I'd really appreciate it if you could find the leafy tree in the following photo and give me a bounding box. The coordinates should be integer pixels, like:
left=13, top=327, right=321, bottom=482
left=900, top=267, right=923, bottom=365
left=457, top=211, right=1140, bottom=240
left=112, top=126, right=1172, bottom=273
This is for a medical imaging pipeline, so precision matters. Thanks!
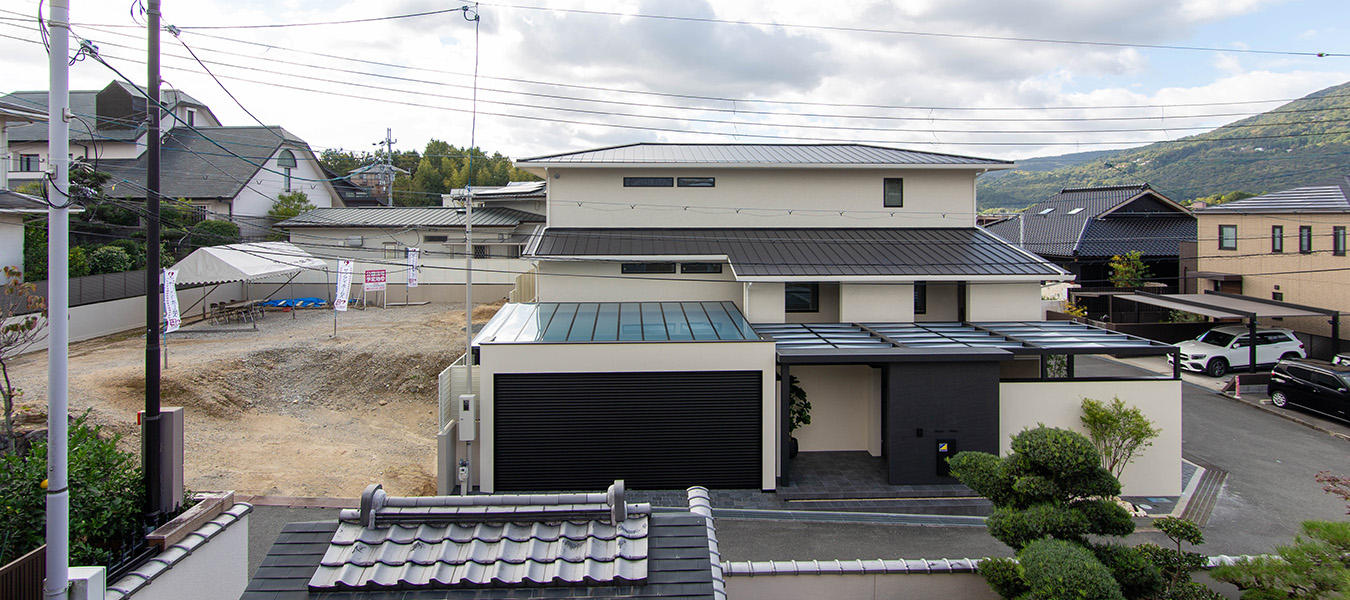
left=267, top=191, right=315, bottom=222
left=1080, top=397, right=1161, bottom=480
left=1109, top=251, right=1153, bottom=287
left=188, top=220, right=241, bottom=248
left=22, top=217, right=47, bottom=282
left=0, top=267, right=46, bottom=454
left=1135, top=517, right=1218, bottom=599
left=1211, top=520, right=1350, bottom=598
left=87, top=246, right=133, bottom=275
left=318, top=148, right=366, bottom=174
left=68, top=246, right=90, bottom=278
left=788, top=375, right=811, bottom=433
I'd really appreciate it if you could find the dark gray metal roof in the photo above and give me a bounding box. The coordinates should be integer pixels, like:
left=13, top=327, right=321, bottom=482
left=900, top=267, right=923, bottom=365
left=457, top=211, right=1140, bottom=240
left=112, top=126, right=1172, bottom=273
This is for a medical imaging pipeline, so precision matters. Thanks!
left=473, top=302, right=760, bottom=345
left=0, top=189, right=51, bottom=212
left=277, top=206, right=542, bottom=228
left=1202, top=176, right=1350, bottom=213
left=517, top=143, right=1011, bottom=167
left=531, top=228, right=1068, bottom=279
left=2, top=81, right=209, bottom=143
left=0, top=100, right=46, bottom=123
left=984, top=184, right=1194, bottom=258
left=101, top=126, right=311, bottom=201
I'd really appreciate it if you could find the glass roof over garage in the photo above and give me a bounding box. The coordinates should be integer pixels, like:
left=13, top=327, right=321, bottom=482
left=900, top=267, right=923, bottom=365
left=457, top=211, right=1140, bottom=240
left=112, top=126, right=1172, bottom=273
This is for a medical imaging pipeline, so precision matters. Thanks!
left=473, top=301, right=760, bottom=344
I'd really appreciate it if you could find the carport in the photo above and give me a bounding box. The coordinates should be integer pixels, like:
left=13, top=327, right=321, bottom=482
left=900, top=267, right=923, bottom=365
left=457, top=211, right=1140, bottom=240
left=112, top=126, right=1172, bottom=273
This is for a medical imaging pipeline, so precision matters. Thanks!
left=1116, top=290, right=1341, bottom=372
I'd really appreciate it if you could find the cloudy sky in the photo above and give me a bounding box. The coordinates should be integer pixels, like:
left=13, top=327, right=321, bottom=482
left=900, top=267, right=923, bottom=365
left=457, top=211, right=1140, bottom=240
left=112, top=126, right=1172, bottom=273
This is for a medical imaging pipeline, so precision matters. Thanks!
left=1, top=0, right=1348, bottom=161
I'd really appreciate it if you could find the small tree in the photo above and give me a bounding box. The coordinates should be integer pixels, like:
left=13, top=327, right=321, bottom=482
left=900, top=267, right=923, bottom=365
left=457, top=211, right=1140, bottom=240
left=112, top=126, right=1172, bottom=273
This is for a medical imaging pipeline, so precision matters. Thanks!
left=1081, top=396, right=1161, bottom=480
left=188, top=219, right=242, bottom=248
left=87, top=245, right=133, bottom=275
left=1211, top=520, right=1350, bottom=598
left=268, top=191, right=315, bottom=241
left=1135, top=517, right=1218, bottom=599
left=0, top=267, right=46, bottom=454
left=788, top=375, right=811, bottom=433
left=1109, top=251, right=1153, bottom=287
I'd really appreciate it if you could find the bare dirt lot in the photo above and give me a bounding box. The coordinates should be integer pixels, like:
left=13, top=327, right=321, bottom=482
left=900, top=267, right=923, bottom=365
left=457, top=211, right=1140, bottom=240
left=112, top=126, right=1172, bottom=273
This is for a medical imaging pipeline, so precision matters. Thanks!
left=7, top=301, right=501, bottom=498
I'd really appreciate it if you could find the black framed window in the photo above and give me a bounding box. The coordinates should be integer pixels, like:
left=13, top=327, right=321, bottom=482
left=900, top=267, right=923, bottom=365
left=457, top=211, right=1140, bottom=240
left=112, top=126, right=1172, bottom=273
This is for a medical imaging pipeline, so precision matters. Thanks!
left=424, top=235, right=449, bottom=243
left=621, top=262, right=676, bottom=274
left=1272, top=225, right=1283, bottom=253
left=677, top=177, right=715, bottom=188
left=680, top=262, right=723, bottom=274
left=785, top=283, right=819, bottom=313
left=914, top=283, right=927, bottom=315
left=474, top=245, right=490, bottom=259
left=1218, top=225, right=1237, bottom=250
left=1336, top=227, right=1346, bottom=256
left=1300, top=226, right=1313, bottom=254
left=18, top=154, right=39, bottom=172
left=623, top=177, right=673, bottom=188
left=883, top=178, right=904, bottom=208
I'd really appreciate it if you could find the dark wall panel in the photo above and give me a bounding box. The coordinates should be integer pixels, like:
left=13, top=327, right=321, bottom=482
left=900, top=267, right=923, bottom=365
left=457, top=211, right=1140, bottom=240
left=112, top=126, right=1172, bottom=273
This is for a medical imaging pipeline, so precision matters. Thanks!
left=884, top=362, right=1000, bottom=485
left=494, top=370, right=762, bottom=491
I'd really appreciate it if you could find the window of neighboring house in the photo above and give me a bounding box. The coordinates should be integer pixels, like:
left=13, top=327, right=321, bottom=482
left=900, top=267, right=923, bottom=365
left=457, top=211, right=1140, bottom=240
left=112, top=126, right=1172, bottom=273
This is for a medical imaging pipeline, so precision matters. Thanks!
left=18, top=154, right=40, bottom=172
left=1218, top=225, right=1238, bottom=250
left=914, top=283, right=927, bottom=315
left=1066, top=207, right=1085, bottom=215
left=680, top=262, right=723, bottom=274
left=883, top=178, right=904, bottom=208
left=474, top=245, right=490, bottom=259
left=1336, top=227, right=1348, bottom=257
left=278, top=150, right=297, bottom=192
left=1273, top=292, right=1284, bottom=301
left=677, top=177, right=715, bottom=188
left=383, top=242, right=402, bottom=259
left=1300, top=226, right=1313, bottom=254
left=283, top=168, right=293, bottom=192
left=1272, top=225, right=1284, bottom=253
left=186, top=109, right=195, bottom=126
left=785, top=283, right=820, bottom=313
left=424, top=235, right=449, bottom=243
left=623, top=177, right=673, bottom=188
left=621, top=262, right=676, bottom=274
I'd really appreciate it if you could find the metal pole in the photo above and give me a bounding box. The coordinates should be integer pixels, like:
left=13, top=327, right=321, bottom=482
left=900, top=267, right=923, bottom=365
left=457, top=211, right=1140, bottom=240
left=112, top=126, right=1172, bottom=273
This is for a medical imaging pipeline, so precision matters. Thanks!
left=143, top=0, right=164, bottom=526
left=462, top=184, right=473, bottom=496
left=45, top=2, right=70, bottom=598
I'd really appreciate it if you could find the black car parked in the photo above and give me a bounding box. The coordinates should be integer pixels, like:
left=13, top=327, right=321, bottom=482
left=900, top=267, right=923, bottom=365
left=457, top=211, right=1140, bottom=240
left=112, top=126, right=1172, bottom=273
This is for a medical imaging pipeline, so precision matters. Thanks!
left=1268, top=358, right=1350, bottom=423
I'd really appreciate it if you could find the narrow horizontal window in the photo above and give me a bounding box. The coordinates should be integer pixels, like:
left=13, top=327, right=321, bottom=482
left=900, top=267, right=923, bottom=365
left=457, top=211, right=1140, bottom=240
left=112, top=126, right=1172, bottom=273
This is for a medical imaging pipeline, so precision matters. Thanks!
left=680, top=262, right=723, bottom=274
left=621, top=262, right=676, bottom=274
left=677, top=177, right=715, bottom=188
left=623, top=177, right=673, bottom=188
left=424, top=235, right=449, bottom=243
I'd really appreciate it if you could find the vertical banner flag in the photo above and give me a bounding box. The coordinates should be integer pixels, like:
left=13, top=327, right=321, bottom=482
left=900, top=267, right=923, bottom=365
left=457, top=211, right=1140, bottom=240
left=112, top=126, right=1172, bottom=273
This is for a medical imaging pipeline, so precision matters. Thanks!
left=163, top=269, right=180, bottom=333
left=406, top=247, right=420, bottom=288
left=335, top=259, right=353, bottom=311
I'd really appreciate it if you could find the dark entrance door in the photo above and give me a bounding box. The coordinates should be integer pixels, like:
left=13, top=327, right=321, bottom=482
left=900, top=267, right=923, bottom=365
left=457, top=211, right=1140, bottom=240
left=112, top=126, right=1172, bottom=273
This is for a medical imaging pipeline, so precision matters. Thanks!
left=882, top=361, right=1000, bottom=485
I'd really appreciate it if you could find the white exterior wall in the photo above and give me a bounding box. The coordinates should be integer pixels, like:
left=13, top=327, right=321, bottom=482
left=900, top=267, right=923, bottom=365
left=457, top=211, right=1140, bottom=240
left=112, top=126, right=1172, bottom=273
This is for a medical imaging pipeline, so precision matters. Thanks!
left=999, top=380, right=1183, bottom=496
left=0, top=214, right=25, bottom=274
left=232, top=146, right=339, bottom=237
left=918, top=283, right=960, bottom=321
left=966, top=282, right=1043, bottom=321
left=840, top=283, right=914, bottom=322
left=113, top=512, right=249, bottom=600
left=726, top=571, right=999, bottom=600
left=477, top=340, right=779, bottom=492
left=543, top=168, right=978, bottom=228
left=744, top=281, right=786, bottom=323
left=535, top=260, right=742, bottom=303
left=791, top=365, right=882, bottom=456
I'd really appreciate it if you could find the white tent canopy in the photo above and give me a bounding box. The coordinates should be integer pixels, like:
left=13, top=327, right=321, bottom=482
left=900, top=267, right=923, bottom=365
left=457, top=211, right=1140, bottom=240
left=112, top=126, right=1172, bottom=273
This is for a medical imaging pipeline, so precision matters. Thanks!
left=170, top=241, right=327, bottom=286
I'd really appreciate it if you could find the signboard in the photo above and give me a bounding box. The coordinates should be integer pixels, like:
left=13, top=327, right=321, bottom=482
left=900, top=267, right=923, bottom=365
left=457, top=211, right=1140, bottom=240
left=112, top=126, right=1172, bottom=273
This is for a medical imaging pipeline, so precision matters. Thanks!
left=163, top=269, right=180, bottom=333
left=364, top=269, right=387, bottom=292
left=335, top=260, right=353, bottom=311
left=406, top=247, right=420, bottom=288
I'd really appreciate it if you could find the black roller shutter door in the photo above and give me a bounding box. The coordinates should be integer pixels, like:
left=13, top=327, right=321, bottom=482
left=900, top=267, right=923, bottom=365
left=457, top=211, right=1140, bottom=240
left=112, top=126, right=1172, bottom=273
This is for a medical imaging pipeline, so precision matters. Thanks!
left=494, top=370, right=762, bottom=490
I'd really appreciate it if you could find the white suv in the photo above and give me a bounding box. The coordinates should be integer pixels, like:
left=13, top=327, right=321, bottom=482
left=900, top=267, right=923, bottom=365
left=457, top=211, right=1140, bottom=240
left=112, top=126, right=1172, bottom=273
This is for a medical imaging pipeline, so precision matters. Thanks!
left=1171, top=325, right=1306, bottom=377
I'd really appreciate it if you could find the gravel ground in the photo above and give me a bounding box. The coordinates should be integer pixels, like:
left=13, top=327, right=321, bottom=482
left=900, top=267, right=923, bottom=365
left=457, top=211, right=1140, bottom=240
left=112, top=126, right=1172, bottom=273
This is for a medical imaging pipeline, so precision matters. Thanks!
left=7, top=301, right=501, bottom=498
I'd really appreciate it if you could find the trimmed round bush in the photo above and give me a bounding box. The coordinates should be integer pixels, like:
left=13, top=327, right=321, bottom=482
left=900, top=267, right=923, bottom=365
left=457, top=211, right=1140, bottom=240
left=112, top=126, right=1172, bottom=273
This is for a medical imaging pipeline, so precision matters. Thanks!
left=1091, top=543, right=1163, bottom=600
left=1019, top=539, right=1124, bottom=600
left=87, top=245, right=133, bottom=275
left=978, top=556, right=1029, bottom=599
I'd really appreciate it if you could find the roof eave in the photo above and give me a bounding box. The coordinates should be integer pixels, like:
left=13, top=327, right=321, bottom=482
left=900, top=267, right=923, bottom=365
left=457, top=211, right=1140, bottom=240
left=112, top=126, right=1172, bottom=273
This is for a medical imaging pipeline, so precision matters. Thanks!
left=515, top=161, right=1013, bottom=171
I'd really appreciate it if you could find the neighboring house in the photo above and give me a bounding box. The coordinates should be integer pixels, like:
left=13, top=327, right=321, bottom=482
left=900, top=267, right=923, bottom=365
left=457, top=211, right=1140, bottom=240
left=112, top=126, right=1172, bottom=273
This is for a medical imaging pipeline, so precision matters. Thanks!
left=0, top=99, right=47, bottom=190
left=444, top=180, right=547, bottom=216
left=1191, top=176, right=1350, bottom=342
left=101, top=126, right=344, bottom=239
left=1, top=81, right=221, bottom=183
left=276, top=205, right=544, bottom=300
left=984, top=184, right=1196, bottom=292
left=0, top=189, right=52, bottom=274
left=457, top=143, right=1182, bottom=497
left=347, top=162, right=407, bottom=205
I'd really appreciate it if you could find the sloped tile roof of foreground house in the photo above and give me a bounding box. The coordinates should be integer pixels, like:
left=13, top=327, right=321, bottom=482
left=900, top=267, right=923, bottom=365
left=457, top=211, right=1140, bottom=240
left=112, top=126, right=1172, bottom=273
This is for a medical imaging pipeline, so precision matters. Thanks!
left=529, top=227, right=1071, bottom=280
left=1201, top=175, right=1350, bottom=213
left=515, top=143, right=1014, bottom=168
left=244, top=482, right=721, bottom=599
left=277, top=206, right=544, bottom=228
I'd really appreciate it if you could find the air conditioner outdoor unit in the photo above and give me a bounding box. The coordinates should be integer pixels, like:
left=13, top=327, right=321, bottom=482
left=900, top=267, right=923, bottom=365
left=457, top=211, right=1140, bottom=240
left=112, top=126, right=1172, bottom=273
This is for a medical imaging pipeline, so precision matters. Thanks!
left=346, top=235, right=364, bottom=247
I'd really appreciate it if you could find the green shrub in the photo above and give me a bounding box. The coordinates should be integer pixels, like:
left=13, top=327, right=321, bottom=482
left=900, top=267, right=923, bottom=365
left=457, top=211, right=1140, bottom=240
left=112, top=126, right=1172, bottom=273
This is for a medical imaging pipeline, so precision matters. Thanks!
left=1091, top=543, right=1163, bottom=600
left=988, top=503, right=1091, bottom=549
left=106, top=239, right=145, bottom=269
left=68, top=246, right=90, bottom=278
left=87, top=246, right=133, bottom=275
left=188, top=220, right=241, bottom=248
left=1020, top=539, right=1124, bottom=600
left=978, top=557, right=1029, bottom=599
left=0, top=416, right=143, bottom=566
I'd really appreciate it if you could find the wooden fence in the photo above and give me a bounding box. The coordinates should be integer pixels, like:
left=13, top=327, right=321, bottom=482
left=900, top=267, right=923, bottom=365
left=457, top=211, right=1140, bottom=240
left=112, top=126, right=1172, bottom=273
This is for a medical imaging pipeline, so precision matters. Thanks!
left=0, top=544, right=45, bottom=600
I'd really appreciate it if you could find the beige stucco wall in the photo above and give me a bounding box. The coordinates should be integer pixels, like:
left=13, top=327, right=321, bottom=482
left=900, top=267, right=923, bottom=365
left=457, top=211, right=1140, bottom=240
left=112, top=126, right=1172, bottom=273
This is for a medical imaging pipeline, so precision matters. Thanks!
left=791, top=365, right=882, bottom=455
left=785, top=283, right=841, bottom=323
left=477, top=340, right=779, bottom=492
left=536, top=260, right=743, bottom=303
left=725, top=572, right=999, bottom=600
left=967, top=282, right=1043, bottom=321
left=542, top=168, right=978, bottom=228
left=917, top=283, right=960, bottom=321
left=744, top=281, right=786, bottom=323
left=840, top=283, right=915, bottom=322
left=999, top=380, right=1183, bottom=496
left=1196, top=212, right=1350, bottom=339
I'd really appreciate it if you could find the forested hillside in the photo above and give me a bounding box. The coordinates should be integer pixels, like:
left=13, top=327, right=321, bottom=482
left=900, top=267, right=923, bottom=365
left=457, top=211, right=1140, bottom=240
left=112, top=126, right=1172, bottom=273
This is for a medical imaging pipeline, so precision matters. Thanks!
left=319, top=140, right=540, bottom=207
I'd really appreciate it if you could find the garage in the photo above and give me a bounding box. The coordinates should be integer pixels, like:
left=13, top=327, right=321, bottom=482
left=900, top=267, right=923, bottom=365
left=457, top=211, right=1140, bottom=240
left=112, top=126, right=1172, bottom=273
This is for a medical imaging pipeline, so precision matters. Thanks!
left=493, top=370, right=762, bottom=490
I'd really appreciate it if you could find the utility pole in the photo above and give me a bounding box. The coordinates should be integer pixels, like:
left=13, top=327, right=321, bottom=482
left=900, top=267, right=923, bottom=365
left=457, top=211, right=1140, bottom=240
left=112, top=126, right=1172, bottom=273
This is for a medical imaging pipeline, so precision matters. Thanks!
left=46, top=2, right=70, bottom=598
left=143, top=0, right=164, bottom=527
left=380, top=128, right=396, bottom=206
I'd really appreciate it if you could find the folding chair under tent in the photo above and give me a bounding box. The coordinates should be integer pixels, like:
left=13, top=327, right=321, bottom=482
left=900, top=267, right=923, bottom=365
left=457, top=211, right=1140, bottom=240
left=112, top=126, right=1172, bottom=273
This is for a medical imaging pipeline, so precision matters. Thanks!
left=169, top=241, right=329, bottom=322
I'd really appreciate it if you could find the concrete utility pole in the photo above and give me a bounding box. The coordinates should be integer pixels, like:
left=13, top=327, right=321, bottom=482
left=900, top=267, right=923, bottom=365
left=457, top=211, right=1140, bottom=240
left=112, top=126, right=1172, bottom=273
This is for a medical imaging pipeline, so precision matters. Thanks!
left=380, top=128, right=396, bottom=205
left=143, top=0, right=164, bottom=526
left=46, top=2, right=70, bottom=598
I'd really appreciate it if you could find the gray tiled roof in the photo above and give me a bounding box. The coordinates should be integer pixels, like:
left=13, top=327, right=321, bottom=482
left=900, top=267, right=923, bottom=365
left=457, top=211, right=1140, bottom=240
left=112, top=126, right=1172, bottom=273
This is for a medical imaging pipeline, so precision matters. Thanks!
left=0, top=99, right=46, bottom=123
left=984, top=184, right=1193, bottom=258
left=2, top=81, right=202, bottom=143
left=107, top=503, right=254, bottom=599
left=517, top=143, right=1011, bottom=167
left=102, top=126, right=309, bottom=201
left=0, top=189, right=50, bottom=212
left=530, top=228, right=1068, bottom=279
left=278, top=206, right=543, bottom=228
left=1202, top=176, right=1350, bottom=213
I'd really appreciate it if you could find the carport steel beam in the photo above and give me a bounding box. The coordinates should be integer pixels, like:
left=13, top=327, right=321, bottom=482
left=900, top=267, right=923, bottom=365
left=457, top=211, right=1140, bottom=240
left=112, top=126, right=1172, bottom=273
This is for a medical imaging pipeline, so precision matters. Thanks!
left=1203, top=291, right=1341, bottom=356
left=1135, top=291, right=1260, bottom=373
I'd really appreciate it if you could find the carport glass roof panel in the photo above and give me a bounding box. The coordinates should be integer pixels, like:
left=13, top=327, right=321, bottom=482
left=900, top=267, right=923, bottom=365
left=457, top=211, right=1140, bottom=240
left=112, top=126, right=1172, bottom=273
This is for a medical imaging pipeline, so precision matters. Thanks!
left=752, top=320, right=1174, bottom=356
left=474, top=301, right=759, bottom=343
